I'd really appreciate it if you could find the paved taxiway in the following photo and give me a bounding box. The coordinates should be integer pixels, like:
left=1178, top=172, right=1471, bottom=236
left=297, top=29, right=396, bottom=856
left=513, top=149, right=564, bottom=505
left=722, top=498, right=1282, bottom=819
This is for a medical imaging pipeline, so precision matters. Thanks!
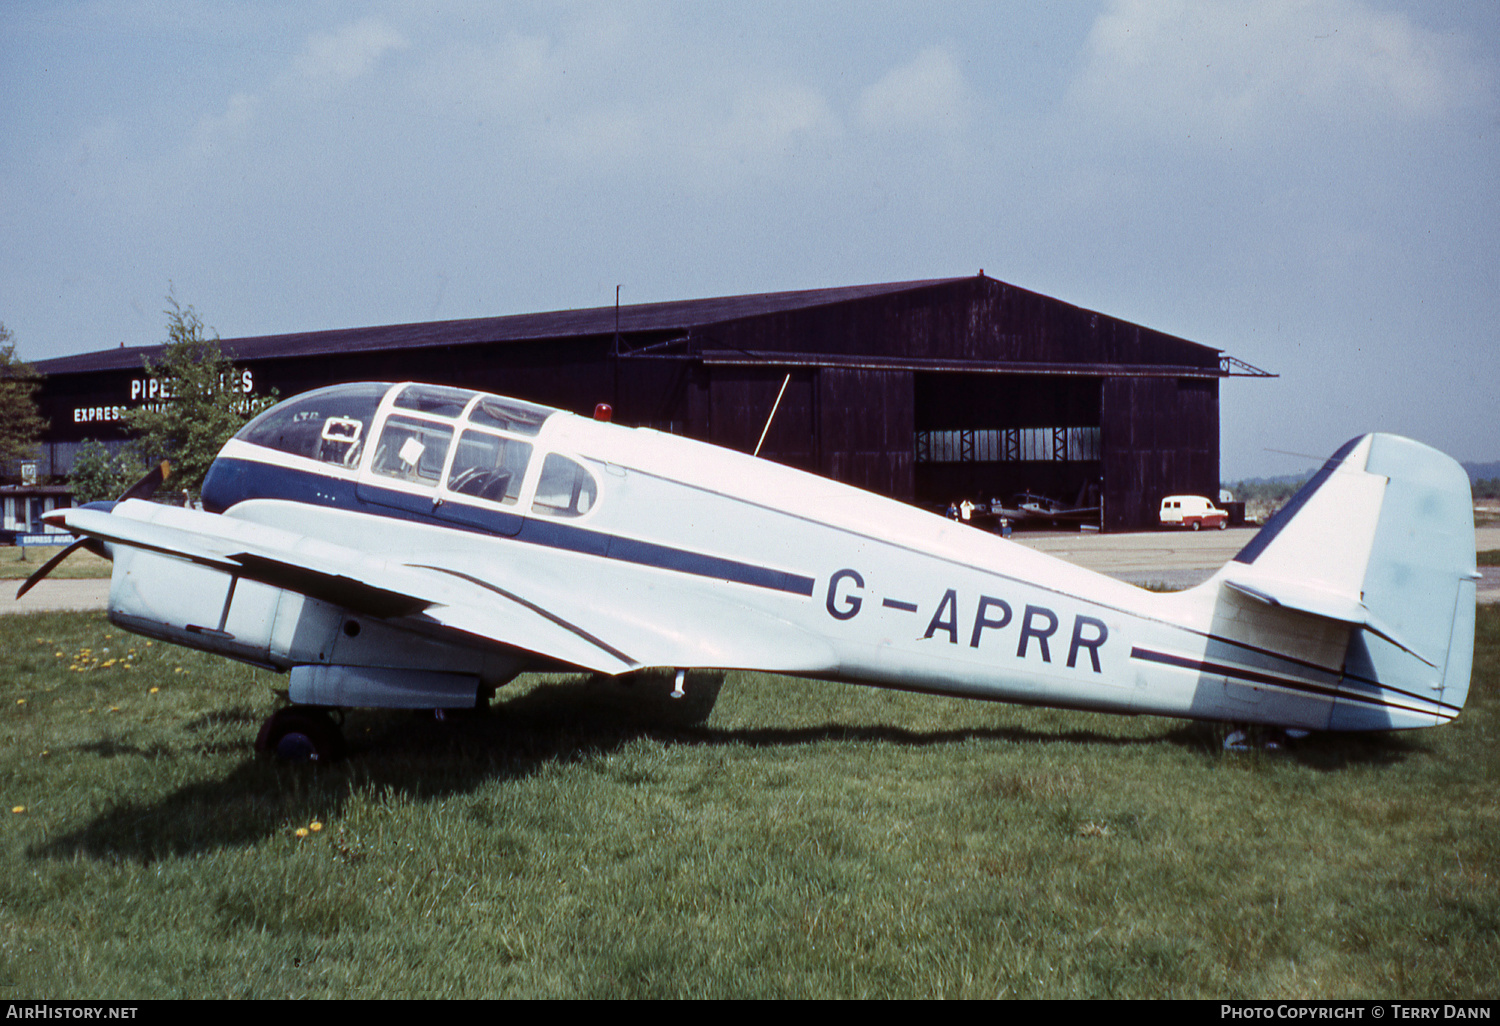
left=1013, top=525, right=1500, bottom=603
left=2, top=527, right=1496, bottom=614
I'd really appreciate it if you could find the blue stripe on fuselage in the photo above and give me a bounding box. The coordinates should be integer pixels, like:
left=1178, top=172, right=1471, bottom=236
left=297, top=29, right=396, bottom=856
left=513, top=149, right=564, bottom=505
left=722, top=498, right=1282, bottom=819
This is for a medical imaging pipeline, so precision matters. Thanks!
left=202, top=456, right=816, bottom=596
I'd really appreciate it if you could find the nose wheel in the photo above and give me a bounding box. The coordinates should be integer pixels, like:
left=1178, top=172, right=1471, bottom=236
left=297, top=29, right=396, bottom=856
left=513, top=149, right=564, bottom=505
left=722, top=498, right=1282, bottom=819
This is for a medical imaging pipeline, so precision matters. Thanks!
left=256, top=707, right=346, bottom=763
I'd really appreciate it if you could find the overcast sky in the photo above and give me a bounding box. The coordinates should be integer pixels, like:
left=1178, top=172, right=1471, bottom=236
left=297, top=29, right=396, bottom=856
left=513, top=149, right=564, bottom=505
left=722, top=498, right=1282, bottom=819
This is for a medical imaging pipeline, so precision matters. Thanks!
left=3, top=1, right=1496, bottom=478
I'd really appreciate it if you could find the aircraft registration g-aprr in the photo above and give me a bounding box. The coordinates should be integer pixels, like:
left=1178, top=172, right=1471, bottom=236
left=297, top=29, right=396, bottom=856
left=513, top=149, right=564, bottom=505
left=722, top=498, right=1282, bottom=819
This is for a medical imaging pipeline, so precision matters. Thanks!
left=24, top=382, right=1479, bottom=761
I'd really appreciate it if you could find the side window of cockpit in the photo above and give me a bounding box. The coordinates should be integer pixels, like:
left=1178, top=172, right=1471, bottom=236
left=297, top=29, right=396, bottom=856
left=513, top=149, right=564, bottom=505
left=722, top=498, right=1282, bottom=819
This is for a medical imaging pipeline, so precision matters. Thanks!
left=531, top=454, right=598, bottom=518
left=446, top=430, right=532, bottom=505
left=371, top=416, right=453, bottom=487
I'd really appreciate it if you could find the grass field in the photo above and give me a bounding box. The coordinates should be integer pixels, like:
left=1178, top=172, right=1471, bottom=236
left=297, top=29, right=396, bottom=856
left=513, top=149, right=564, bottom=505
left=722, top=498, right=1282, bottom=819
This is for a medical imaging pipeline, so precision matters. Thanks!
left=0, top=546, right=111, bottom=580
left=2, top=608, right=1497, bottom=999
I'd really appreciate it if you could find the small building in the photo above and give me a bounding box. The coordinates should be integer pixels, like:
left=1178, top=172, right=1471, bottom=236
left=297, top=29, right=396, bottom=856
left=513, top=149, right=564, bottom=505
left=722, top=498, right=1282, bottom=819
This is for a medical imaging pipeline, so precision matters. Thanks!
left=0, top=484, right=74, bottom=544
left=30, top=274, right=1271, bottom=531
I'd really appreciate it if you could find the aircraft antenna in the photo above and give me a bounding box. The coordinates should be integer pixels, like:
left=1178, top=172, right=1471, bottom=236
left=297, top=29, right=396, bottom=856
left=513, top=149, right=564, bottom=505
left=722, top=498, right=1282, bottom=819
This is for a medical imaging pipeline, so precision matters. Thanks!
left=754, top=373, right=792, bottom=457
left=613, top=285, right=621, bottom=357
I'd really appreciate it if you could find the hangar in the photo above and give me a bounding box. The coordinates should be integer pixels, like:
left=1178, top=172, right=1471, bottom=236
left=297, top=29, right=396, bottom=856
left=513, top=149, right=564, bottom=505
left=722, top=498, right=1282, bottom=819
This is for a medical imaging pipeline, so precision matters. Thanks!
left=29, top=274, right=1271, bottom=531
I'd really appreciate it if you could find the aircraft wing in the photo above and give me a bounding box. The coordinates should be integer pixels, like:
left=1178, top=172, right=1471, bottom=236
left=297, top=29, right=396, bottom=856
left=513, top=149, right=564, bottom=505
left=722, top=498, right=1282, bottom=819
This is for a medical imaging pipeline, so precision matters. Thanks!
left=47, top=500, right=837, bottom=678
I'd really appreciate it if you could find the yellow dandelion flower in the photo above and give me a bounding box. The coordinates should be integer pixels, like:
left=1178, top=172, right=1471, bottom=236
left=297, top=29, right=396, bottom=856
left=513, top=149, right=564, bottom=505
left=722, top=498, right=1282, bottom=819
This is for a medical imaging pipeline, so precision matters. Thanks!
left=16, top=698, right=25, bottom=705
left=295, top=827, right=309, bottom=838
left=310, top=821, right=323, bottom=833
left=149, top=687, right=159, bottom=694
left=11, top=806, right=24, bottom=814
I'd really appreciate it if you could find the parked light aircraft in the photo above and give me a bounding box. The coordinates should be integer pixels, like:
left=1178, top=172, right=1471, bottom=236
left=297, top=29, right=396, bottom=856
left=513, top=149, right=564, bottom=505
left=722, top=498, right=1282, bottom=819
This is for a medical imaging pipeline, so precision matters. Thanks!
left=25, top=382, right=1477, bottom=760
left=990, top=491, right=1102, bottom=528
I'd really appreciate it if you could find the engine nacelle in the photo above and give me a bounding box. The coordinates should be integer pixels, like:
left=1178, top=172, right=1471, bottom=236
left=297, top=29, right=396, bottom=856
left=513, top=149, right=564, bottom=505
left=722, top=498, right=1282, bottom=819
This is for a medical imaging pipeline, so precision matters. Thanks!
left=107, top=548, right=525, bottom=702
left=288, top=665, right=481, bottom=709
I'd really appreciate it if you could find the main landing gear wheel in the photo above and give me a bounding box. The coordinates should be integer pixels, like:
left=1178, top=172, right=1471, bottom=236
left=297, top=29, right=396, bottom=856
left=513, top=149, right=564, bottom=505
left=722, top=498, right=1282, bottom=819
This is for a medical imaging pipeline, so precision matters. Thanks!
left=256, top=707, right=347, bottom=764
left=1222, top=726, right=1311, bottom=752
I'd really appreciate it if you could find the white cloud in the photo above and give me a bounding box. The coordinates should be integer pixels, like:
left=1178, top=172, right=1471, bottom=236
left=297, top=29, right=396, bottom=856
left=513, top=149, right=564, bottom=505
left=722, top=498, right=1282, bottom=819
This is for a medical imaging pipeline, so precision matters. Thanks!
left=709, top=83, right=840, bottom=161
left=1068, top=0, right=1492, bottom=147
left=294, top=16, right=408, bottom=83
left=857, top=45, right=969, bottom=134
left=187, top=90, right=259, bottom=163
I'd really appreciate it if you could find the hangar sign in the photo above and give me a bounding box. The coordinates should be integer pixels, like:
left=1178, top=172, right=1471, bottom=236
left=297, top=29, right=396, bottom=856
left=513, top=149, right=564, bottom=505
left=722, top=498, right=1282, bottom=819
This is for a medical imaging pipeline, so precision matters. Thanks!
left=72, top=371, right=257, bottom=425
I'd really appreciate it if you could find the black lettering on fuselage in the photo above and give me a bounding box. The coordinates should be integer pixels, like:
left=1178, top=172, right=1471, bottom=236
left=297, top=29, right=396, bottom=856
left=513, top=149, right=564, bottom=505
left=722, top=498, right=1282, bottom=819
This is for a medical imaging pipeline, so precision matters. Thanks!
left=1067, top=615, right=1109, bottom=672
left=825, top=574, right=1108, bottom=672
left=968, top=596, right=1012, bottom=648
left=1017, top=605, right=1059, bottom=663
left=925, top=589, right=959, bottom=643
left=826, top=569, right=864, bottom=620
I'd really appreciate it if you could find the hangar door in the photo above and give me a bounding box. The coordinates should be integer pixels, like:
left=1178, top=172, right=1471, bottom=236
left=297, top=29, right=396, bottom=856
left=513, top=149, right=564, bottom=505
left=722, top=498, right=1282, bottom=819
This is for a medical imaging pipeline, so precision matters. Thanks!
left=913, top=374, right=1102, bottom=515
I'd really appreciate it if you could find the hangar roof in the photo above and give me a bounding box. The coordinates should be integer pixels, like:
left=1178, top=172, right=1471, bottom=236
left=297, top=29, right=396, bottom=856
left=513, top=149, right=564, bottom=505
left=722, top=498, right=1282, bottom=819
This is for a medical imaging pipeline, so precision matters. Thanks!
left=36, top=278, right=970, bottom=375
left=35, top=275, right=1253, bottom=378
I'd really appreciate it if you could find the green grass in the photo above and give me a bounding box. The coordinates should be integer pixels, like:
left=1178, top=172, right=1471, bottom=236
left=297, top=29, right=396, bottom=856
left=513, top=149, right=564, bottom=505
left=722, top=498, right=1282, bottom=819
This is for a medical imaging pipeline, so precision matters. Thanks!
left=0, top=547, right=112, bottom=580
left=2, top=609, right=1498, bottom=998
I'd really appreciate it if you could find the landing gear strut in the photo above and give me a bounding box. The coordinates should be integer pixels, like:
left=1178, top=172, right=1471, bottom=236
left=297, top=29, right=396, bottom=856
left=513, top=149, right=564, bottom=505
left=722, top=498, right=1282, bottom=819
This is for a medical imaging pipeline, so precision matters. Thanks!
left=256, top=707, right=346, bottom=763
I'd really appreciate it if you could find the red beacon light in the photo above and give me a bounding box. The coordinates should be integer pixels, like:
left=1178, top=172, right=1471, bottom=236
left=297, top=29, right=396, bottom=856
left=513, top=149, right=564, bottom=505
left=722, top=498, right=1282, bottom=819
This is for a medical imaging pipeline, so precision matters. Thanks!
left=593, top=403, right=613, bottom=422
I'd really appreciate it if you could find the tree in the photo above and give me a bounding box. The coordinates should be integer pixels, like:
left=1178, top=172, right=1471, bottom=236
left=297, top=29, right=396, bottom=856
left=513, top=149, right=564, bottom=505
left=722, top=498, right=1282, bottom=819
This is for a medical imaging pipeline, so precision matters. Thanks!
left=68, top=440, right=142, bottom=504
left=123, top=294, right=275, bottom=499
left=0, top=322, right=47, bottom=474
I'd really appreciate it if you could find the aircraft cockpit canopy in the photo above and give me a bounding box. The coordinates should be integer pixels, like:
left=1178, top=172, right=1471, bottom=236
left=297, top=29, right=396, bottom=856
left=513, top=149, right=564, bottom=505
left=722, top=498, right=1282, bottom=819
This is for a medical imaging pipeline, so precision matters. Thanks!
left=233, top=382, right=594, bottom=518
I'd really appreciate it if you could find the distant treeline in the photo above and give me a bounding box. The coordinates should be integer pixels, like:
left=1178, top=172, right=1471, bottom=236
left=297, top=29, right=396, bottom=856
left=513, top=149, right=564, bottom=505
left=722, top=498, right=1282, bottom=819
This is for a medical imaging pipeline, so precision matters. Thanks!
left=1222, top=476, right=1312, bottom=508
left=1224, top=474, right=1499, bottom=505
left=1464, top=460, right=1500, bottom=483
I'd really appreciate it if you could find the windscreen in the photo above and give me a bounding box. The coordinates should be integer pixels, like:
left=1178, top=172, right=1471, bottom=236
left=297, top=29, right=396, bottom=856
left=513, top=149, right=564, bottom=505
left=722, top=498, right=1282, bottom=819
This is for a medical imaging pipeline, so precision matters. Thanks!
left=236, top=383, right=390, bottom=468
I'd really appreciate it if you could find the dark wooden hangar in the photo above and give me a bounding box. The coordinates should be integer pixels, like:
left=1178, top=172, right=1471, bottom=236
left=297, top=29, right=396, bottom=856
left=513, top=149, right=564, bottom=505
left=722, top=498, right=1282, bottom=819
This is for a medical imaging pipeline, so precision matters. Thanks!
left=32, top=274, right=1271, bottom=531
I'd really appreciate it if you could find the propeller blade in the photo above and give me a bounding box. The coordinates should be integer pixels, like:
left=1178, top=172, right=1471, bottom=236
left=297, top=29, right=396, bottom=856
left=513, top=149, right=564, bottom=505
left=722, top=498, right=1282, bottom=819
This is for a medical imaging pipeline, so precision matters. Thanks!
left=118, top=460, right=172, bottom=502
left=16, top=462, right=169, bottom=602
left=16, top=538, right=89, bottom=600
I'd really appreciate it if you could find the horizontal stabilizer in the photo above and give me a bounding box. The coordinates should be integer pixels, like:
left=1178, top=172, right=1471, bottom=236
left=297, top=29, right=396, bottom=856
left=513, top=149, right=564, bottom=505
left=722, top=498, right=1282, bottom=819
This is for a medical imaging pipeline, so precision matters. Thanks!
left=1220, top=572, right=1430, bottom=665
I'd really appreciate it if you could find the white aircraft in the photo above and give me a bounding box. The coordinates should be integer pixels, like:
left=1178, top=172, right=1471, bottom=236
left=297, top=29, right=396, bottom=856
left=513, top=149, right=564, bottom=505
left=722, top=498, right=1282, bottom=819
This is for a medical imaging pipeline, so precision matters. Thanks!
left=25, top=382, right=1477, bottom=760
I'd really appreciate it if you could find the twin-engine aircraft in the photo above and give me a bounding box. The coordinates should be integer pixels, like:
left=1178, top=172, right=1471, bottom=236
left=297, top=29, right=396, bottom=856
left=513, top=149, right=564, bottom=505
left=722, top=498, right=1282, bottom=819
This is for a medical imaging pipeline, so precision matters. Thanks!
left=27, top=381, right=1477, bottom=760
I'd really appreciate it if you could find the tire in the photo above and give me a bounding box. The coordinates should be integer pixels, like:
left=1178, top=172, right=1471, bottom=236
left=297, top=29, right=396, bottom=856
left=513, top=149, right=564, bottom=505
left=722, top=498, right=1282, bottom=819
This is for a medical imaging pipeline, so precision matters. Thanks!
left=256, top=708, right=346, bottom=764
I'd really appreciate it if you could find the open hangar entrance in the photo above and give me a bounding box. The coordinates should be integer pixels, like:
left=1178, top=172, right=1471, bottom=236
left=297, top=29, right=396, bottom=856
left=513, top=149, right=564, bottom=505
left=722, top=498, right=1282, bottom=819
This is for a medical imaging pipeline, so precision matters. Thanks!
left=913, top=372, right=1102, bottom=523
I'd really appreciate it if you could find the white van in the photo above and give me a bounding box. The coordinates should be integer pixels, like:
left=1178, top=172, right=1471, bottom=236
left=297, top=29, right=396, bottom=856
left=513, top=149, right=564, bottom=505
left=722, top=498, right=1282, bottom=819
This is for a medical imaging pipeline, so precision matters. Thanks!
left=1159, top=495, right=1228, bottom=530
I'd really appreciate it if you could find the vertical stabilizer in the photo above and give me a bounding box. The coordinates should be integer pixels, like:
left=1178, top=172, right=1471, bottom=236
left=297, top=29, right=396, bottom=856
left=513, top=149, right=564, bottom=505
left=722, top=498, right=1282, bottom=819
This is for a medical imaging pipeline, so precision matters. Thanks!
left=1222, top=434, right=1476, bottom=728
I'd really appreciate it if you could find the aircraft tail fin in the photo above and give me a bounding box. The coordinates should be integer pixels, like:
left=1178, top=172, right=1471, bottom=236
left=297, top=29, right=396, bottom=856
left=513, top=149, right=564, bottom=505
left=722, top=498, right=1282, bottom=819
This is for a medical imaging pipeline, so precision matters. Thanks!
left=1220, top=434, right=1476, bottom=727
